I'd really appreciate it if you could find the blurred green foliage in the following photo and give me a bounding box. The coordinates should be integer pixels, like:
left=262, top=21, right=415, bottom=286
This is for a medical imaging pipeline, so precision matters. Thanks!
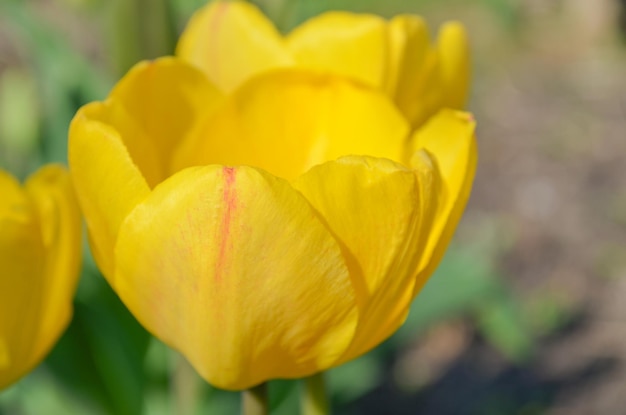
left=0, top=0, right=566, bottom=414
left=251, top=0, right=520, bottom=32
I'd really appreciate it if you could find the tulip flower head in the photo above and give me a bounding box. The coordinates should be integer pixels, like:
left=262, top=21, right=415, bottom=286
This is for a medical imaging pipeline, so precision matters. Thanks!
left=0, top=165, right=81, bottom=390
left=178, top=0, right=470, bottom=128
left=69, top=2, right=476, bottom=391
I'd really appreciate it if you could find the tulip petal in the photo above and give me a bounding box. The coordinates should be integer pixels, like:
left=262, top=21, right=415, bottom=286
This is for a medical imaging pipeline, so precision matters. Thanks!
left=114, top=165, right=358, bottom=389
left=109, top=57, right=224, bottom=185
left=0, top=171, right=44, bottom=389
left=23, top=165, right=81, bottom=364
left=0, top=166, right=80, bottom=390
left=174, top=70, right=409, bottom=181
left=410, top=109, right=477, bottom=295
left=69, top=103, right=150, bottom=281
left=293, top=154, right=440, bottom=362
left=437, top=22, right=471, bottom=110
left=385, top=15, right=427, bottom=95
left=389, top=15, right=444, bottom=128
left=287, top=12, right=389, bottom=89
left=177, top=0, right=293, bottom=92
left=0, top=339, right=8, bottom=371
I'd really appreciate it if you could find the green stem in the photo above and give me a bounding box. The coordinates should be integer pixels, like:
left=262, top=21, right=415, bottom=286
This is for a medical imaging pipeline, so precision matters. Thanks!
left=301, top=373, right=329, bottom=415
left=242, top=383, right=269, bottom=415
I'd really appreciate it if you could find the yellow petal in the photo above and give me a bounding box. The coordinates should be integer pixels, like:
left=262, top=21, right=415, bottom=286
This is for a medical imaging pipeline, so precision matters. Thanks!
left=293, top=155, right=440, bottom=362
left=0, top=339, right=9, bottom=372
left=384, top=15, right=428, bottom=95
left=287, top=12, right=389, bottom=89
left=69, top=103, right=150, bottom=281
left=0, top=170, right=44, bottom=389
left=177, top=0, right=293, bottom=92
left=174, top=70, right=409, bottom=181
left=0, top=166, right=81, bottom=390
left=389, top=15, right=444, bottom=128
left=114, top=166, right=358, bottom=389
left=24, top=165, right=82, bottom=364
left=410, top=109, right=477, bottom=295
left=109, top=57, right=224, bottom=185
left=437, top=21, right=471, bottom=110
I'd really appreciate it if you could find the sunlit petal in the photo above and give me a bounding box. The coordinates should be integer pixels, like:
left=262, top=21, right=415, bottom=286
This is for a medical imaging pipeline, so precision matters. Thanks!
left=174, top=69, right=409, bottom=180
left=114, top=165, right=358, bottom=389
left=177, top=0, right=293, bottom=92
left=109, top=57, right=224, bottom=185
left=287, top=12, right=389, bottom=88
left=69, top=103, right=150, bottom=280
left=410, top=109, right=477, bottom=294
left=437, top=21, right=471, bottom=110
left=294, top=154, right=440, bottom=361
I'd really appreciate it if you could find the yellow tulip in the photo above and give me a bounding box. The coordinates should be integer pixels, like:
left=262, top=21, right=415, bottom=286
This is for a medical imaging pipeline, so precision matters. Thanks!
left=69, top=55, right=476, bottom=390
left=0, top=165, right=81, bottom=390
left=177, top=0, right=470, bottom=128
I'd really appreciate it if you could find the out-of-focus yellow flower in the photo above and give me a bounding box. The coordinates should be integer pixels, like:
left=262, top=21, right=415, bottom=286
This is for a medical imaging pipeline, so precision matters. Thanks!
left=69, top=54, right=476, bottom=389
left=0, top=165, right=81, bottom=390
left=177, top=0, right=470, bottom=128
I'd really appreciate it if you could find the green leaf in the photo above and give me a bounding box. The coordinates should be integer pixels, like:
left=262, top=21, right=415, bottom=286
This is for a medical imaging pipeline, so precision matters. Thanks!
left=269, top=380, right=299, bottom=415
left=476, top=294, right=534, bottom=363
left=44, top=270, right=151, bottom=415
left=397, top=246, right=501, bottom=344
left=328, top=354, right=382, bottom=403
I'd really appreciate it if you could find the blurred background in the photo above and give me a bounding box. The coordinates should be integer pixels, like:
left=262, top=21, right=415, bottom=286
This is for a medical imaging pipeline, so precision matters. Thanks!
left=1, top=0, right=625, bottom=414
